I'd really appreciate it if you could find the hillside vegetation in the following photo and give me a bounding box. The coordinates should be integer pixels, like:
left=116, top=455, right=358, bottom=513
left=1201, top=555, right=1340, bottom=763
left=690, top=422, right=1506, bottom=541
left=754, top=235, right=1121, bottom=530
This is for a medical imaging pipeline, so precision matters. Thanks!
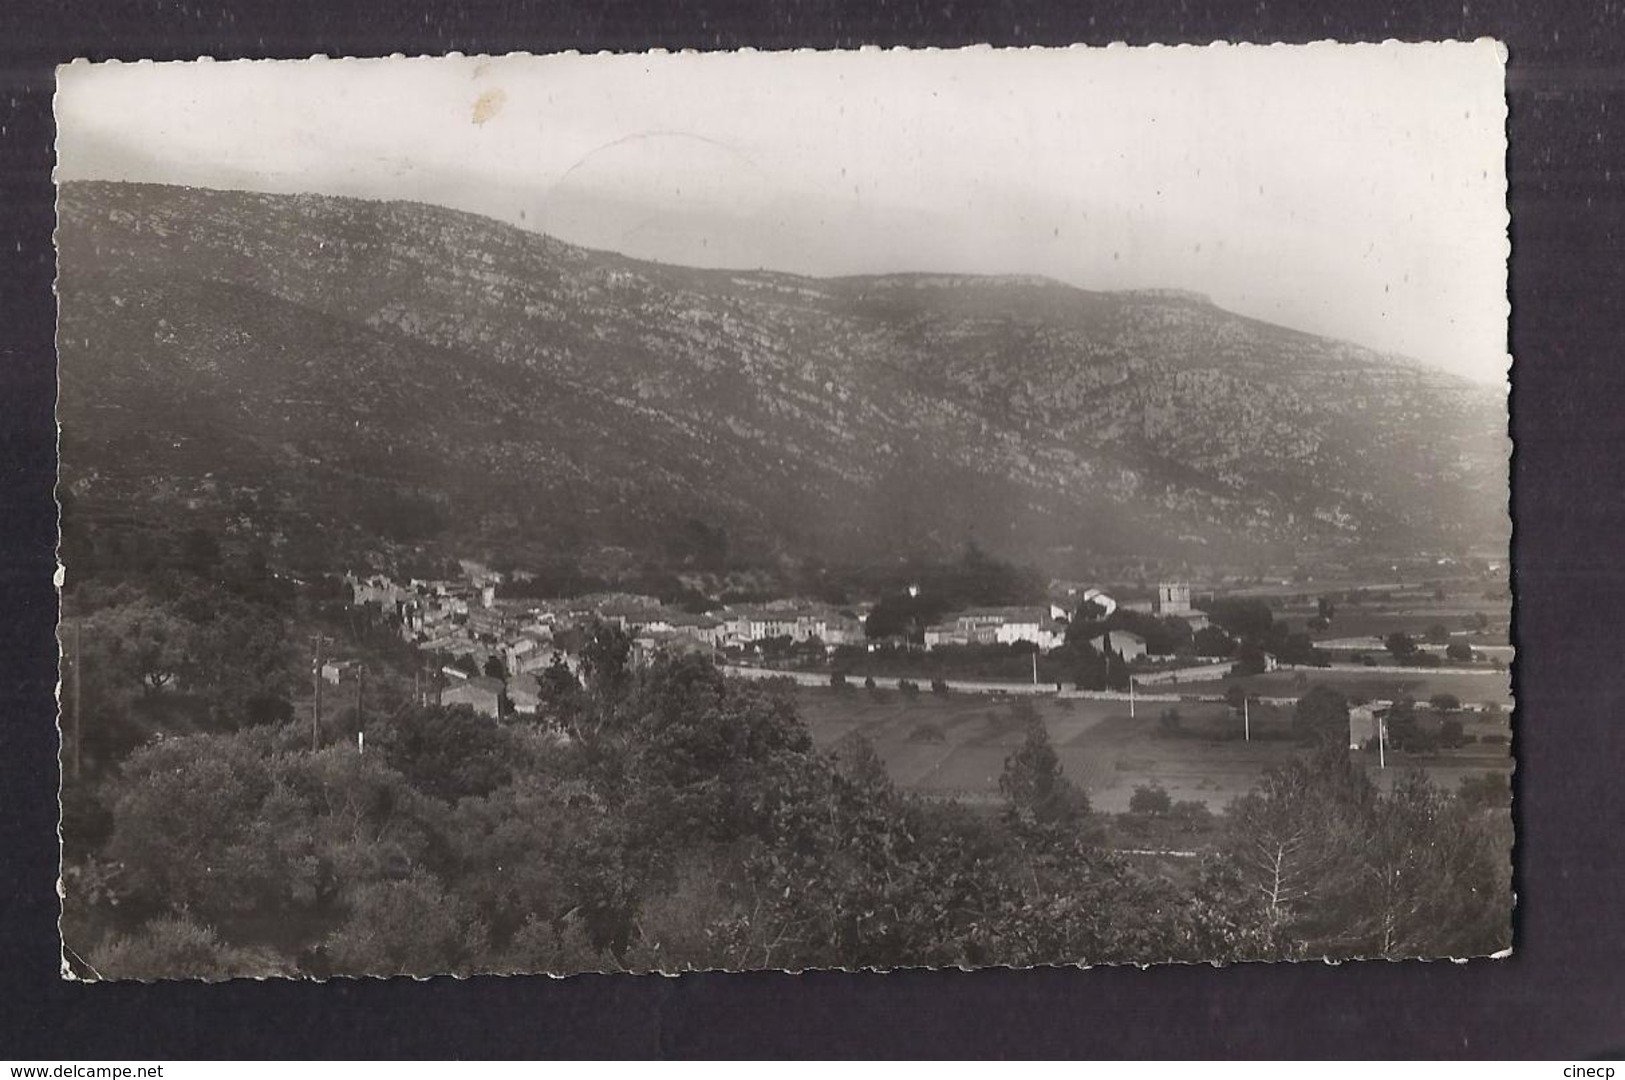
left=57, top=181, right=1508, bottom=573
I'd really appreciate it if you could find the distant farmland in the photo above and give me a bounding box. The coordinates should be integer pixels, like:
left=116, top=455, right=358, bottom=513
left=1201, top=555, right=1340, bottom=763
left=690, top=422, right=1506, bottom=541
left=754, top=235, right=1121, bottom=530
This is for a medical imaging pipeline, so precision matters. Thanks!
left=796, top=687, right=1301, bottom=813
left=1173, top=667, right=1513, bottom=709
left=791, top=685, right=1512, bottom=814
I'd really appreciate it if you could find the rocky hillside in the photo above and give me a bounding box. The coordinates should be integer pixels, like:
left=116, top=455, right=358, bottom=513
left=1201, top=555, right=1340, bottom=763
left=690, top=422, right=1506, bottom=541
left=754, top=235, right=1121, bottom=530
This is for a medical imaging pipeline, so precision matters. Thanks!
left=56, top=181, right=1509, bottom=572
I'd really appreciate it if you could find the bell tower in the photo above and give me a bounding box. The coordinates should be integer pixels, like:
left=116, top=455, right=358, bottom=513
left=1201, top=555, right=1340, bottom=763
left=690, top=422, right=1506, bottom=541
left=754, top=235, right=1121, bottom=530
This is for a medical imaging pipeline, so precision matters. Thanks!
left=1154, top=581, right=1191, bottom=616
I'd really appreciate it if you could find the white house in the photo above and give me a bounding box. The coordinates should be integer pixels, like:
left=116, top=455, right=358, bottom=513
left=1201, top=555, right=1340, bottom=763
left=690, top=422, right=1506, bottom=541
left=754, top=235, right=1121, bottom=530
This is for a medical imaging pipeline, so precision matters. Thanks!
left=718, top=607, right=831, bottom=646
left=993, top=614, right=1044, bottom=647
left=667, top=614, right=725, bottom=647
left=1080, top=588, right=1118, bottom=617
left=944, top=607, right=1064, bottom=651
left=1348, top=705, right=1381, bottom=750
left=320, top=659, right=356, bottom=685
left=1090, top=630, right=1148, bottom=662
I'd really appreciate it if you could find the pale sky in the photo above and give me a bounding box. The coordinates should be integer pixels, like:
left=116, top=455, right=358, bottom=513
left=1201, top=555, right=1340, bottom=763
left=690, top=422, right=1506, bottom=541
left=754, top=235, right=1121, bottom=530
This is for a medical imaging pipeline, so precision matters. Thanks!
left=56, top=43, right=1509, bottom=384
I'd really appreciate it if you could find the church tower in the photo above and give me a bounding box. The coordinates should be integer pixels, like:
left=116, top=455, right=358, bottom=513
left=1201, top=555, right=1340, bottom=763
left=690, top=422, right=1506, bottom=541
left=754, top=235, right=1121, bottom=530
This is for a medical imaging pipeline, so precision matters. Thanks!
left=1154, top=581, right=1191, bottom=616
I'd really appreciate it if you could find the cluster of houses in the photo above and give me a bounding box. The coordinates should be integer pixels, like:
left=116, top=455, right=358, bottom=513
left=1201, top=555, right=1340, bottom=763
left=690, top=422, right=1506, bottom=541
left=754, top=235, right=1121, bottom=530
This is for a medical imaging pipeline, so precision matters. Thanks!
left=918, top=583, right=1208, bottom=653
left=343, top=567, right=873, bottom=719
left=341, top=566, right=1219, bottom=719
left=593, top=601, right=868, bottom=652
left=921, top=606, right=1070, bottom=651
left=345, top=569, right=579, bottom=719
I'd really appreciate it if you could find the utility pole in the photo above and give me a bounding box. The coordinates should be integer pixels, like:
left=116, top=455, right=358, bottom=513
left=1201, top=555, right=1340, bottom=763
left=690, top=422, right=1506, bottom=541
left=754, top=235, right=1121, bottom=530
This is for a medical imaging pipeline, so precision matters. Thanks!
left=310, top=634, right=325, bottom=753
left=1244, top=694, right=1251, bottom=743
left=1129, top=676, right=1136, bottom=719
left=1031, top=650, right=1038, bottom=686
left=1378, top=711, right=1387, bottom=770
left=70, top=620, right=83, bottom=782
left=355, top=663, right=366, bottom=747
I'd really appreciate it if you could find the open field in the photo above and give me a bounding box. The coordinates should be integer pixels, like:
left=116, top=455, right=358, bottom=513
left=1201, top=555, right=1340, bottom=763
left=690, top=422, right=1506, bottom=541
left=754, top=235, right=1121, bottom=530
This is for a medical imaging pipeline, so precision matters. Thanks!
left=794, top=690, right=1123, bottom=795
left=1048, top=709, right=1302, bottom=813
left=1309, top=612, right=1510, bottom=646
left=1265, top=585, right=1511, bottom=645
left=797, top=688, right=1298, bottom=813
left=1274, top=591, right=1514, bottom=639
left=1357, top=751, right=1515, bottom=798
left=1171, top=667, right=1513, bottom=708
left=791, top=685, right=1512, bottom=813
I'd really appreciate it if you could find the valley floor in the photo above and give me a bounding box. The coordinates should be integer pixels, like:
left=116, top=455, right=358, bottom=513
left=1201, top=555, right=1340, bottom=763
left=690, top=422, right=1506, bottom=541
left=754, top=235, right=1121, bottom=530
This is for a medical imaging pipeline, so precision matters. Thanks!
left=792, top=686, right=1513, bottom=815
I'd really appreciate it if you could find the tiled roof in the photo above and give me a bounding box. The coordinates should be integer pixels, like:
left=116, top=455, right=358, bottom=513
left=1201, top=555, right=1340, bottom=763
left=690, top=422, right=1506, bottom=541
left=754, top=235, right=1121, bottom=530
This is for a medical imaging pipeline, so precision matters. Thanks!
left=452, top=676, right=505, bottom=695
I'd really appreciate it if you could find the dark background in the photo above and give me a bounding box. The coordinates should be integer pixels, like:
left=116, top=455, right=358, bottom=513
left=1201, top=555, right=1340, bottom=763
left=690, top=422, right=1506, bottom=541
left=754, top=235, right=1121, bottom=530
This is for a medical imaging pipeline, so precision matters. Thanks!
left=3, top=0, right=1621, bottom=1060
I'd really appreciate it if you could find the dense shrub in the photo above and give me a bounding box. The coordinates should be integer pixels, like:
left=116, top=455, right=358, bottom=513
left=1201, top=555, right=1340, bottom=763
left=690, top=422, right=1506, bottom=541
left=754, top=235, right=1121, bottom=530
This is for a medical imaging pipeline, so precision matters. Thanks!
left=1169, top=800, right=1214, bottom=831
left=325, top=872, right=488, bottom=977
left=88, top=916, right=264, bottom=982
left=1128, top=785, right=1173, bottom=816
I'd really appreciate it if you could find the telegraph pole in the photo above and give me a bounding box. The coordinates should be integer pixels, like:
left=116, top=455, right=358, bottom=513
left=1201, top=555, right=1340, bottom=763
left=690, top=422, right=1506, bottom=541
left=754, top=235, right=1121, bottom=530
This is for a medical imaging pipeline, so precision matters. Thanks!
left=1129, top=676, right=1136, bottom=719
left=356, top=662, right=366, bottom=754
left=1243, top=694, right=1251, bottom=743
left=310, top=635, right=325, bottom=752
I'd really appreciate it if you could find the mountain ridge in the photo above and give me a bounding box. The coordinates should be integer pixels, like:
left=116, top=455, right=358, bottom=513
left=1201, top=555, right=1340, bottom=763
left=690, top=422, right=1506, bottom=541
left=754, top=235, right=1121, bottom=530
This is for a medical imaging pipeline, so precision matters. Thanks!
left=55, top=180, right=1509, bottom=575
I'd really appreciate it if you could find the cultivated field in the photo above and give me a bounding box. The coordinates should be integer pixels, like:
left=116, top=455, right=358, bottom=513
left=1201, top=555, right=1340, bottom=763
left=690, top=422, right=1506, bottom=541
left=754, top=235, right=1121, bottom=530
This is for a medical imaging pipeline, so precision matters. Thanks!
left=1172, top=667, right=1513, bottom=709
left=792, top=686, right=1513, bottom=813
left=1272, top=586, right=1512, bottom=646
left=795, top=688, right=1300, bottom=812
left=1309, top=612, right=1511, bottom=646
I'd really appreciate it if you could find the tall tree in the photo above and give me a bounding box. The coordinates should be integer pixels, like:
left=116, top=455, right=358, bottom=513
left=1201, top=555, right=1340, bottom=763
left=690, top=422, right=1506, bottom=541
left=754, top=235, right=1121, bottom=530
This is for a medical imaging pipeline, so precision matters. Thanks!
left=1223, top=751, right=1368, bottom=953
left=1385, top=631, right=1418, bottom=661
left=998, top=703, right=1086, bottom=826
left=579, top=622, right=634, bottom=702
left=1292, top=685, right=1350, bottom=746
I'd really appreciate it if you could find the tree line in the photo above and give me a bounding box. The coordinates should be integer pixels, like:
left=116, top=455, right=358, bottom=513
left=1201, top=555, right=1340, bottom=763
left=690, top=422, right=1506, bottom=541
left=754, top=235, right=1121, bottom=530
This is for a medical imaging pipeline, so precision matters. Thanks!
left=56, top=514, right=1509, bottom=978
left=62, top=645, right=1511, bottom=979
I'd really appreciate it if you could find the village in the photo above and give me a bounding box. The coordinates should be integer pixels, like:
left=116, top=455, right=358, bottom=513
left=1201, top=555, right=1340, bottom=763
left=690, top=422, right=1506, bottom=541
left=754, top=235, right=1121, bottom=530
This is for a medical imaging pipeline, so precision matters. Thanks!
left=335, top=561, right=1513, bottom=763
left=336, top=566, right=1197, bottom=713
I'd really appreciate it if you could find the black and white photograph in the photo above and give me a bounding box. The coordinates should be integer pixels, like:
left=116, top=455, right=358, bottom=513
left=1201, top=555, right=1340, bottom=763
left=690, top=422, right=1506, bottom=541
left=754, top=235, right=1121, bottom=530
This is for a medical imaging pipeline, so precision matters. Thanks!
left=53, top=42, right=1513, bottom=981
